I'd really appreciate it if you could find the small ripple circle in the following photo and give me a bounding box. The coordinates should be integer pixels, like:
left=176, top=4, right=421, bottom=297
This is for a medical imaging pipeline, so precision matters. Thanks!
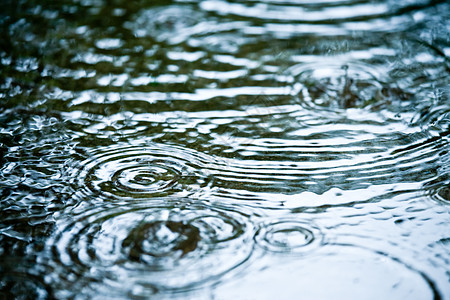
left=255, top=219, right=323, bottom=254
left=71, top=144, right=211, bottom=199
left=111, top=161, right=180, bottom=194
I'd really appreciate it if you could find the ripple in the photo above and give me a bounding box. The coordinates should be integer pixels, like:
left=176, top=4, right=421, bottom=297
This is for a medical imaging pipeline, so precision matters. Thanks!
left=47, top=200, right=254, bottom=297
left=2, top=0, right=450, bottom=299
left=418, top=131, right=450, bottom=203
left=436, top=186, right=450, bottom=202
left=289, top=61, right=389, bottom=110
left=200, top=0, right=444, bottom=34
left=127, top=5, right=255, bottom=53
left=255, top=219, right=323, bottom=254
left=213, top=244, right=441, bottom=299
left=70, top=143, right=214, bottom=200
left=0, top=272, right=51, bottom=300
left=111, top=162, right=180, bottom=195
left=428, top=185, right=450, bottom=204
left=127, top=5, right=203, bottom=43
left=202, top=127, right=442, bottom=209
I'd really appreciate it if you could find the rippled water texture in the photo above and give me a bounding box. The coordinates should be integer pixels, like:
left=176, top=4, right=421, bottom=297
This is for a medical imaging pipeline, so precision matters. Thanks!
left=0, top=0, right=449, bottom=299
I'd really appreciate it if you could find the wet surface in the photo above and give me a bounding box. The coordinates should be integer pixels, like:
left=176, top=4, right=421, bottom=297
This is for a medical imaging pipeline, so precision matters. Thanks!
left=0, top=0, right=449, bottom=299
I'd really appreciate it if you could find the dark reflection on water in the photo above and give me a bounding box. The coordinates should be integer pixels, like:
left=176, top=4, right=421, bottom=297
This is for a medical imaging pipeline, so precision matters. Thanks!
left=0, top=0, right=449, bottom=299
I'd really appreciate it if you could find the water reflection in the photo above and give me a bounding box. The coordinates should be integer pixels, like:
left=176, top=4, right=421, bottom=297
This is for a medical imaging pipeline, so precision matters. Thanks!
left=0, top=0, right=449, bottom=298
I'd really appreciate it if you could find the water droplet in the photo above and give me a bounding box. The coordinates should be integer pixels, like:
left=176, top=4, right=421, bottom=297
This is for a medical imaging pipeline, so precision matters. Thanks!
left=289, top=62, right=388, bottom=110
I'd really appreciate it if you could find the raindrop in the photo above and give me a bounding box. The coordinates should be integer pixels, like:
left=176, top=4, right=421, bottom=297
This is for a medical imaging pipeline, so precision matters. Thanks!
left=289, top=62, right=389, bottom=110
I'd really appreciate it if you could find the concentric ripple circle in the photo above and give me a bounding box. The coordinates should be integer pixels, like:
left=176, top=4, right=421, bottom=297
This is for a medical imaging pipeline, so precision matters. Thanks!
left=199, top=0, right=445, bottom=34
left=429, top=185, right=450, bottom=204
left=46, top=200, right=254, bottom=297
left=289, top=62, right=388, bottom=109
left=213, top=245, right=441, bottom=299
left=255, top=219, right=323, bottom=255
left=127, top=5, right=202, bottom=43
left=110, top=161, right=179, bottom=194
left=436, top=186, right=450, bottom=202
left=71, top=144, right=212, bottom=199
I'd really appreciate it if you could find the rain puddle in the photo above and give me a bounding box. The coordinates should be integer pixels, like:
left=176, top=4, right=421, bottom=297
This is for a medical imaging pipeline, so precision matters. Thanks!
left=0, top=0, right=449, bottom=299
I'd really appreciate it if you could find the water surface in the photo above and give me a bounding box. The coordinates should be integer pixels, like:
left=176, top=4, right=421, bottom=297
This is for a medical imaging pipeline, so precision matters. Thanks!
left=0, top=0, right=449, bottom=299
